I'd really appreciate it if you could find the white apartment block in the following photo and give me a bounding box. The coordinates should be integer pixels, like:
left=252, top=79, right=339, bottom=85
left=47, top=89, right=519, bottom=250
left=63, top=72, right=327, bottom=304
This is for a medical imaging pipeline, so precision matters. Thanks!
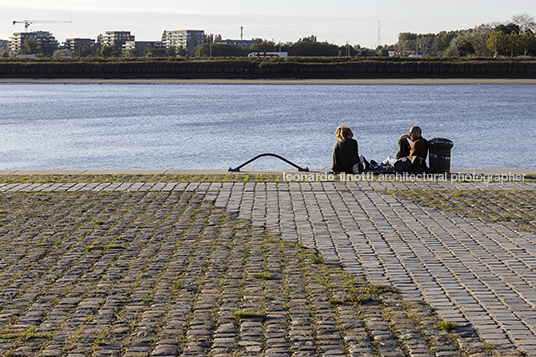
left=161, top=30, right=204, bottom=55
left=102, top=31, right=135, bottom=47
left=65, top=38, right=95, bottom=51
left=9, top=31, right=58, bottom=56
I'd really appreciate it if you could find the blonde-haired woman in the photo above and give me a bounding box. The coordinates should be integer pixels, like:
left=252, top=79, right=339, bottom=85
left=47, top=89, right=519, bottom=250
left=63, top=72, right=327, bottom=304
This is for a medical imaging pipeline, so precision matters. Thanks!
left=330, top=125, right=360, bottom=174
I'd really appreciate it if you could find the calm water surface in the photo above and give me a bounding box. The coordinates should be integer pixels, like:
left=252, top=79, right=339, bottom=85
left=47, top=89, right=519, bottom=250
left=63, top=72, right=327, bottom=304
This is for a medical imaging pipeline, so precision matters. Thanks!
left=0, top=83, right=534, bottom=170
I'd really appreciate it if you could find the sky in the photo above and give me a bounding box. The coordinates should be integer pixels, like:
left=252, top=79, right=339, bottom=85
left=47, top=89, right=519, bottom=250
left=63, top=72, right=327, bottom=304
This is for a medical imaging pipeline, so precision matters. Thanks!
left=1, top=0, right=535, bottom=48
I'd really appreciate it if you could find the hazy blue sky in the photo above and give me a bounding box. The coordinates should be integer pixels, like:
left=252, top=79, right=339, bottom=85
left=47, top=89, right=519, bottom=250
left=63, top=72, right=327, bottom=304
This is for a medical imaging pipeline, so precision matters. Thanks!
left=2, top=0, right=535, bottom=47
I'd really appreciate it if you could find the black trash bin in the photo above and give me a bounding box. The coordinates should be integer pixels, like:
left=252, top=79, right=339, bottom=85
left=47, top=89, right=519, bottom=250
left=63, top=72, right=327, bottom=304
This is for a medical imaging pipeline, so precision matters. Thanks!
left=428, top=138, right=454, bottom=174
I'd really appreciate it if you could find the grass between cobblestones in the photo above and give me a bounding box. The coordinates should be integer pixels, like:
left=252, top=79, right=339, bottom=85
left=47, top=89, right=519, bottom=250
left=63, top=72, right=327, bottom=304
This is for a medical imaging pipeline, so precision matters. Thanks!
left=0, top=173, right=534, bottom=184
left=392, top=190, right=536, bottom=234
left=0, top=190, right=524, bottom=356
left=0, top=174, right=285, bottom=184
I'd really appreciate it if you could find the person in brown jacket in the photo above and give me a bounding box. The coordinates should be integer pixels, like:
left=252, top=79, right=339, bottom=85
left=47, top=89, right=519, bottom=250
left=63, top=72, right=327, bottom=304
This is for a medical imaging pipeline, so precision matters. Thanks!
left=396, top=126, right=428, bottom=160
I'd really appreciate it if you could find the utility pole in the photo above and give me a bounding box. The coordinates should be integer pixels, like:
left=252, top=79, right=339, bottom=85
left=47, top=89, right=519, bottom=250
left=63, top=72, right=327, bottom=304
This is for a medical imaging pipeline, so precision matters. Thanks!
left=377, top=19, right=381, bottom=49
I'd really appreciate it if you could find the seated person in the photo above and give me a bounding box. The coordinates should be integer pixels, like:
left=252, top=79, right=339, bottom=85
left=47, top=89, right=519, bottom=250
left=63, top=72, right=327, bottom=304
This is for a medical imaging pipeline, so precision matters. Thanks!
left=393, top=126, right=429, bottom=174
left=330, top=125, right=360, bottom=174
left=396, top=126, right=428, bottom=160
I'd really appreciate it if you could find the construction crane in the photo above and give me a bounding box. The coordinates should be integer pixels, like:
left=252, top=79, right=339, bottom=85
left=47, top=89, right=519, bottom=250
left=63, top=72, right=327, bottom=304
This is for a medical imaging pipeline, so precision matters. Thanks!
left=12, top=20, right=71, bottom=31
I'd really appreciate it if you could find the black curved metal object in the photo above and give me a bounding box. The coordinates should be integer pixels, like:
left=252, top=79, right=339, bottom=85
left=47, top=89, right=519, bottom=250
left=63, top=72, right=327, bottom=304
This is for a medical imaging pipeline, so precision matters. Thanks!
left=229, top=153, right=309, bottom=172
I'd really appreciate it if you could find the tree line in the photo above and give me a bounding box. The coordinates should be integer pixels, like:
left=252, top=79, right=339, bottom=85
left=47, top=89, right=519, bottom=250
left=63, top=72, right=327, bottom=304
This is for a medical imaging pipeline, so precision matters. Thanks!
left=395, top=13, right=536, bottom=57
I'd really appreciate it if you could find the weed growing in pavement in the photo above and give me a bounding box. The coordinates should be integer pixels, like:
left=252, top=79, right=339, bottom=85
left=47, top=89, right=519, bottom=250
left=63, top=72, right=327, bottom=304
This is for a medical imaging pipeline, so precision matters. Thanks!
left=367, top=284, right=398, bottom=295
left=353, top=295, right=375, bottom=304
left=313, top=275, right=333, bottom=290
left=233, top=310, right=266, bottom=319
left=308, top=251, right=325, bottom=264
left=382, top=307, right=399, bottom=323
left=251, top=272, right=273, bottom=280
left=390, top=190, right=536, bottom=234
left=0, top=326, right=52, bottom=341
left=0, top=173, right=286, bottom=184
left=481, top=341, right=497, bottom=352
left=400, top=300, right=413, bottom=310
left=436, top=320, right=458, bottom=332
left=173, top=279, right=183, bottom=290
left=83, top=244, right=126, bottom=251
left=328, top=298, right=344, bottom=306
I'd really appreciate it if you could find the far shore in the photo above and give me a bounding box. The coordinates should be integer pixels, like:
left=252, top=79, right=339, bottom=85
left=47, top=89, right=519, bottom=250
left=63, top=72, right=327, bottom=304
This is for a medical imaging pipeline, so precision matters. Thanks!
left=2, top=78, right=536, bottom=85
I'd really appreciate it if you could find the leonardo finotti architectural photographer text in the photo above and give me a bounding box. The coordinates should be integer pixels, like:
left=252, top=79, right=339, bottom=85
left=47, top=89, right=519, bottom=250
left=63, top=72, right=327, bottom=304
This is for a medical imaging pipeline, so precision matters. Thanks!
left=282, top=172, right=526, bottom=183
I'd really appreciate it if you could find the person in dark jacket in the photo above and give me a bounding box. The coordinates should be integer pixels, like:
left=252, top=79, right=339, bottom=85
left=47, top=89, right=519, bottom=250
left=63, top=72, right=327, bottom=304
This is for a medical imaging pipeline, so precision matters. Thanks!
left=330, top=125, right=360, bottom=174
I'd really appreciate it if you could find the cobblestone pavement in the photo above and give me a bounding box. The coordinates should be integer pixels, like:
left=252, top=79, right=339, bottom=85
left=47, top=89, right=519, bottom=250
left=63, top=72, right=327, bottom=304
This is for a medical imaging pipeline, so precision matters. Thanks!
left=0, top=179, right=535, bottom=356
left=211, top=181, right=536, bottom=354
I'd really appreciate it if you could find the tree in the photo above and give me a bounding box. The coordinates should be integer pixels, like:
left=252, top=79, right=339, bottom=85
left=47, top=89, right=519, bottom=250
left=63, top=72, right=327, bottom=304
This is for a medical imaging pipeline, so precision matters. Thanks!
left=495, top=23, right=520, bottom=35
left=487, top=31, right=509, bottom=56
left=20, top=38, right=43, bottom=56
left=175, top=46, right=188, bottom=57
left=467, top=25, right=493, bottom=57
left=457, top=41, right=475, bottom=56
left=519, top=32, right=536, bottom=56
left=195, top=43, right=245, bottom=57
left=2, top=51, right=10, bottom=58
left=248, top=40, right=278, bottom=52
left=512, top=13, right=536, bottom=33
left=338, top=43, right=358, bottom=57
left=53, top=49, right=73, bottom=58
left=437, top=30, right=463, bottom=49
left=146, top=49, right=167, bottom=57
left=165, top=47, right=177, bottom=57
left=445, top=25, right=492, bottom=57
left=416, top=35, right=435, bottom=56
left=287, top=36, right=339, bottom=56
left=79, top=43, right=94, bottom=57
left=0, top=41, right=9, bottom=56
left=357, top=47, right=371, bottom=56
left=398, top=33, right=417, bottom=42
left=396, top=33, right=420, bottom=55
left=205, top=34, right=222, bottom=44
left=506, top=32, right=520, bottom=57
left=97, top=45, right=121, bottom=57
left=430, top=37, right=445, bottom=55
left=128, top=48, right=140, bottom=57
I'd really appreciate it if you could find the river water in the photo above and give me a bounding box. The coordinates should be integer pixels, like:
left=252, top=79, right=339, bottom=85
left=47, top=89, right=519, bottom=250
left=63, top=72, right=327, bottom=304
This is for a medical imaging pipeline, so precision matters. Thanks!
left=0, top=83, right=534, bottom=170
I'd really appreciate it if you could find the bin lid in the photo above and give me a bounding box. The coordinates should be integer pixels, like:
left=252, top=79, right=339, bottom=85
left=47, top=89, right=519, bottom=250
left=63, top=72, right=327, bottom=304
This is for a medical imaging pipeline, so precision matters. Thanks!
left=428, top=137, right=453, bottom=149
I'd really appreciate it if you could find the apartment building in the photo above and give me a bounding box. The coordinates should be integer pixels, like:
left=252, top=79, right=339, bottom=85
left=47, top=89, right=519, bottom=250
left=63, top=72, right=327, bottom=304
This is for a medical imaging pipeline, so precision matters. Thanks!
left=65, top=38, right=95, bottom=50
left=122, top=41, right=163, bottom=57
left=161, top=30, right=204, bottom=55
left=101, top=31, right=135, bottom=48
left=9, top=31, right=58, bottom=56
